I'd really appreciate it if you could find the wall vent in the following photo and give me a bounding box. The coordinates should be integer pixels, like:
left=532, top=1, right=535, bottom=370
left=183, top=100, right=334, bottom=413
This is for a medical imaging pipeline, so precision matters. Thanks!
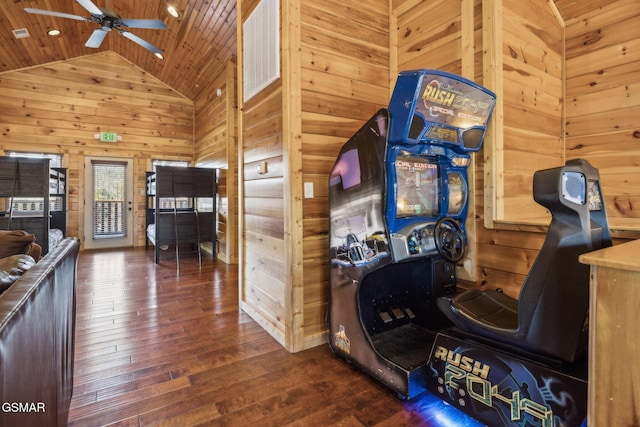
left=12, top=28, right=31, bottom=39
left=243, top=0, right=279, bottom=102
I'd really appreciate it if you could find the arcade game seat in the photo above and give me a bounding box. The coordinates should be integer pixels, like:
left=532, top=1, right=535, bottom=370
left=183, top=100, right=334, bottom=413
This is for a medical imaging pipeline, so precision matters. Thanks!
left=437, top=158, right=612, bottom=363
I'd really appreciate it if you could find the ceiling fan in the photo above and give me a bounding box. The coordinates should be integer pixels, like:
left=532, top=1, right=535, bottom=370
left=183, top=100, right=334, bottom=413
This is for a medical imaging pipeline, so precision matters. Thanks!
left=24, top=0, right=167, bottom=54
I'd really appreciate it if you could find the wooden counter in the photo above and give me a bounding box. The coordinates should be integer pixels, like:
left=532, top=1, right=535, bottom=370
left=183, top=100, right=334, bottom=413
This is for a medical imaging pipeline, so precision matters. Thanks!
left=579, top=239, right=640, bottom=426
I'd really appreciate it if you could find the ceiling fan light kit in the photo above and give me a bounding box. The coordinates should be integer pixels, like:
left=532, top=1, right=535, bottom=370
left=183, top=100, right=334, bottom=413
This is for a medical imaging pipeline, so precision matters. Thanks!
left=24, top=0, right=167, bottom=55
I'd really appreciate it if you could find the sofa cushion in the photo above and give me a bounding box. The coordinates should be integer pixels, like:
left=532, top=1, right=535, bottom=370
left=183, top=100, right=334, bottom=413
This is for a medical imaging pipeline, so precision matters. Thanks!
left=0, top=254, right=36, bottom=292
left=0, top=230, right=37, bottom=259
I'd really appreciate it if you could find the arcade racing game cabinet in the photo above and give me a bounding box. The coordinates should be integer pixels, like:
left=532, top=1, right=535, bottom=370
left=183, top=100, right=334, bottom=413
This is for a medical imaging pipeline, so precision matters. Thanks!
left=328, top=69, right=496, bottom=399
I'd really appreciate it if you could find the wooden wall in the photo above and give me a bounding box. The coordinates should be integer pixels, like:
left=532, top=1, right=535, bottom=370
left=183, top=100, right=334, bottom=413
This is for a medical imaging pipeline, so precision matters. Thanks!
left=497, top=0, right=564, bottom=222
left=194, top=60, right=239, bottom=264
left=476, top=0, right=639, bottom=297
left=476, top=0, right=564, bottom=297
left=237, top=0, right=286, bottom=348
left=237, top=0, right=390, bottom=352
left=564, top=0, right=640, bottom=232
left=300, top=0, right=390, bottom=348
left=0, top=51, right=194, bottom=249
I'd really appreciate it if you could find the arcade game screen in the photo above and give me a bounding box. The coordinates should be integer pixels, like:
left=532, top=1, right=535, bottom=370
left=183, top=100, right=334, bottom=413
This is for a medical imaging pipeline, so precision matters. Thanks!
left=395, top=154, right=440, bottom=218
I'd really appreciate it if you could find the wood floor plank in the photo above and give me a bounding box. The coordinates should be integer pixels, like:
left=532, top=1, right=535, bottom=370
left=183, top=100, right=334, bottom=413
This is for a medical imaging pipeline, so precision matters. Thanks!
left=68, top=247, right=479, bottom=426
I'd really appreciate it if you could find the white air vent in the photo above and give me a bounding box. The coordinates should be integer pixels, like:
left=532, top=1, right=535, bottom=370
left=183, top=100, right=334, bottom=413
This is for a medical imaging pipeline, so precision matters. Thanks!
left=12, top=28, right=31, bottom=39
left=243, top=0, right=280, bottom=102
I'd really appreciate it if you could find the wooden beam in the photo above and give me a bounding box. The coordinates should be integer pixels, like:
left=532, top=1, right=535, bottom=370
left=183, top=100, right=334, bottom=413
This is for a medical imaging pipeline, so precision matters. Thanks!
left=459, top=0, right=478, bottom=282
left=482, top=0, right=505, bottom=228
left=281, top=0, right=305, bottom=353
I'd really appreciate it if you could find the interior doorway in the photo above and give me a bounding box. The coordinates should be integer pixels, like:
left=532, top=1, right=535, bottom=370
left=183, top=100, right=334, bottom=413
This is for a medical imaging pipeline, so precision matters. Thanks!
left=83, top=156, right=134, bottom=249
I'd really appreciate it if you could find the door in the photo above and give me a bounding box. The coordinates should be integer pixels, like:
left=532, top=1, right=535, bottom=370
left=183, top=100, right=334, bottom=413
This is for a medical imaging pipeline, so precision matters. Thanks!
left=84, top=156, right=134, bottom=249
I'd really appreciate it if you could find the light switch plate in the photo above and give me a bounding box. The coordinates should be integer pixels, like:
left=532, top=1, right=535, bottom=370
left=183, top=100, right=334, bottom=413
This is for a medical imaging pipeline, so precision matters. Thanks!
left=304, top=182, right=314, bottom=198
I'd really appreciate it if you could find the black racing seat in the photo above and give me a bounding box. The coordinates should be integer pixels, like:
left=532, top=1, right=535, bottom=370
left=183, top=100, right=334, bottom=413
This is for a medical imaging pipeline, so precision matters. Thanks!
left=437, top=159, right=612, bottom=363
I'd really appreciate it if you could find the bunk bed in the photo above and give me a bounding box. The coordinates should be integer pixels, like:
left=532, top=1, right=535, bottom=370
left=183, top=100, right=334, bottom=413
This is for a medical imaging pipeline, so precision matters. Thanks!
left=146, top=166, right=217, bottom=265
left=0, top=157, right=67, bottom=256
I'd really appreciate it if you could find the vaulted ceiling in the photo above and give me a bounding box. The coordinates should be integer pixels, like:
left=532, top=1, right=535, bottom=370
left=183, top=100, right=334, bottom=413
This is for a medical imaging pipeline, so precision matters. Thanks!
left=0, top=0, right=236, bottom=100
left=0, top=0, right=617, bottom=101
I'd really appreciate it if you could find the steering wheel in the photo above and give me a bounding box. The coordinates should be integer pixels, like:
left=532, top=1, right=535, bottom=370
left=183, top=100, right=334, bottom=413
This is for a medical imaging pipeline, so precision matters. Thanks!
left=434, top=217, right=466, bottom=263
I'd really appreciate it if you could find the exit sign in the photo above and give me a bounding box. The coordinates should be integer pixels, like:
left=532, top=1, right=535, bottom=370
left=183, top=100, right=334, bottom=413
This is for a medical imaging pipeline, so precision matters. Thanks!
left=100, top=131, right=118, bottom=142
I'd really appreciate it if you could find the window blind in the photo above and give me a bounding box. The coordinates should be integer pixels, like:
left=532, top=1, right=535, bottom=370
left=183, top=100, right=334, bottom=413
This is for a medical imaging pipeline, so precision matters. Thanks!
left=92, top=162, right=127, bottom=238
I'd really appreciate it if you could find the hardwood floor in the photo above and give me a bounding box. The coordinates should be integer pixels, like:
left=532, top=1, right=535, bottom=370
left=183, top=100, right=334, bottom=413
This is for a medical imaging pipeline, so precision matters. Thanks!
left=68, top=247, right=481, bottom=426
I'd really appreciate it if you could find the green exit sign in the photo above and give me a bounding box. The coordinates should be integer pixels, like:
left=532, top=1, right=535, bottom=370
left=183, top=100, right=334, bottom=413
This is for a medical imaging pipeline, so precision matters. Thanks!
left=100, top=132, right=118, bottom=142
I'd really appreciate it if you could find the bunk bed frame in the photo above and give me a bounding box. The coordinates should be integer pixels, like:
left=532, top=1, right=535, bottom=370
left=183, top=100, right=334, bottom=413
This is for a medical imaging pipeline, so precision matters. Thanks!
left=0, top=157, right=67, bottom=255
left=146, top=166, right=217, bottom=266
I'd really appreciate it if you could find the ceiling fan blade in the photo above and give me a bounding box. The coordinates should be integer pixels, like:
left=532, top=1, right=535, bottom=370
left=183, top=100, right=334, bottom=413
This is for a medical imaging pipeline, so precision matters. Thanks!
left=119, top=19, right=167, bottom=30
left=24, top=8, right=90, bottom=22
left=75, top=0, right=103, bottom=16
left=119, top=31, right=162, bottom=54
left=86, top=28, right=109, bottom=48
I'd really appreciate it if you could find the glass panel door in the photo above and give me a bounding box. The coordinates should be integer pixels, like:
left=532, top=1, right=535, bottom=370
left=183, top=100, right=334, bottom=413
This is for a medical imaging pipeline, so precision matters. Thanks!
left=93, top=161, right=127, bottom=238
left=84, top=157, right=134, bottom=249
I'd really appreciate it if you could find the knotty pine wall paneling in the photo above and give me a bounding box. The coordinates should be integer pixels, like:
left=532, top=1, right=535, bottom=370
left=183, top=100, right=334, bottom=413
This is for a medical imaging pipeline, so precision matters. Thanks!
left=475, top=0, right=639, bottom=296
left=237, top=0, right=390, bottom=352
left=239, top=81, right=287, bottom=347
left=194, top=60, right=239, bottom=264
left=0, top=51, right=194, bottom=249
left=481, top=0, right=564, bottom=229
left=300, top=0, right=390, bottom=348
left=237, top=0, right=288, bottom=346
left=564, top=0, right=640, bottom=233
left=499, top=0, right=564, bottom=223
left=475, top=0, right=564, bottom=297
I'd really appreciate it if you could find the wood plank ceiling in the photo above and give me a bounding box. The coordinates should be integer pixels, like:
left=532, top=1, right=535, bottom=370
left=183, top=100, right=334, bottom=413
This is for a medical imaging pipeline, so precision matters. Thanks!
left=0, top=0, right=236, bottom=100
left=0, top=0, right=619, bottom=100
left=552, top=0, right=621, bottom=21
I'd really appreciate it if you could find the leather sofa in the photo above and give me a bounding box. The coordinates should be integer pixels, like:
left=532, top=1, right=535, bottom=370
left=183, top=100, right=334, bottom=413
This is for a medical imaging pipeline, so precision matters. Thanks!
left=0, top=237, right=80, bottom=427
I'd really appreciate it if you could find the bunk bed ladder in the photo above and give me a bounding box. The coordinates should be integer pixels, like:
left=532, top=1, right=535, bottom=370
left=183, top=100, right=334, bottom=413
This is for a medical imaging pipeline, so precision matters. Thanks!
left=192, top=170, right=202, bottom=267
left=194, top=208, right=202, bottom=266
left=172, top=181, right=181, bottom=271
left=171, top=175, right=202, bottom=270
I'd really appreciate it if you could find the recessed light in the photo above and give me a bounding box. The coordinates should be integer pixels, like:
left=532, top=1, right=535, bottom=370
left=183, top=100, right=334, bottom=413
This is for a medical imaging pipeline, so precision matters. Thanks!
left=155, top=52, right=164, bottom=59
left=167, top=5, right=180, bottom=18
left=48, top=29, right=61, bottom=36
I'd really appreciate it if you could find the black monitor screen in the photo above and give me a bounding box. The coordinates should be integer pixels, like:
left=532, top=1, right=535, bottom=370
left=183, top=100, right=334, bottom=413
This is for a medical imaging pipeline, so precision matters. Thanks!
left=395, top=154, right=440, bottom=218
